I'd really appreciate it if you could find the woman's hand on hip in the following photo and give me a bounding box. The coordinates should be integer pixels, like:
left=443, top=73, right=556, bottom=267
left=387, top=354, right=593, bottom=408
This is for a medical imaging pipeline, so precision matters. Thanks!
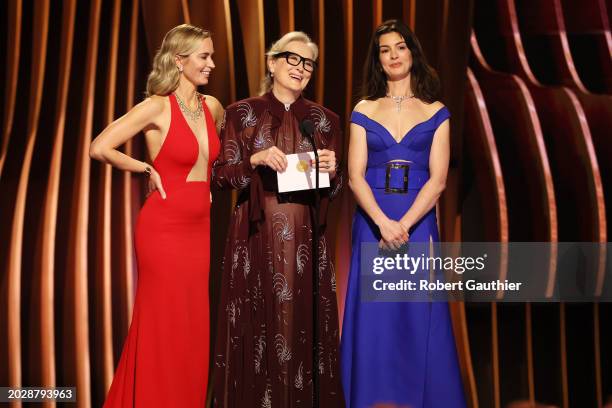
left=146, top=166, right=167, bottom=199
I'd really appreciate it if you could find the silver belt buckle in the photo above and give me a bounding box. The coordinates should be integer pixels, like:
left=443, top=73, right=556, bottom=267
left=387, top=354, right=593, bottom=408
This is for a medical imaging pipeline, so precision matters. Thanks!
left=385, top=163, right=409, bottom=194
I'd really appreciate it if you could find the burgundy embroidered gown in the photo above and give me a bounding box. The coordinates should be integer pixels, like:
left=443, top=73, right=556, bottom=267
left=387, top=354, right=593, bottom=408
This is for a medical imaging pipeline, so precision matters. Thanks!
left=211, top=92, right=345, bottom=407
left=103, top=94, right=220, bottom=407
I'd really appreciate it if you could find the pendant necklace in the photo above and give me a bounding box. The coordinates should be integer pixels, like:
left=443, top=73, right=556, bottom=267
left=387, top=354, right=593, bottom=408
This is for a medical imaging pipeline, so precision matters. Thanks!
left=387, top=93, right=414, bottom=113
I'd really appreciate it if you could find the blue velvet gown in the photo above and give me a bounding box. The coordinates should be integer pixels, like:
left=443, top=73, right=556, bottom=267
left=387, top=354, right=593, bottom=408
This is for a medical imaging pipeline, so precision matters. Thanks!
left=340, top=106, right=466, bottom=408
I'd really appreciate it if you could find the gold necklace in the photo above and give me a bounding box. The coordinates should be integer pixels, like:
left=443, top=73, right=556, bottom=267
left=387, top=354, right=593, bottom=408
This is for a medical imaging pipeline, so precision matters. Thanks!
left=387, top=93, right=414, bottom=112
left=174, top=92, right=203, bottom=122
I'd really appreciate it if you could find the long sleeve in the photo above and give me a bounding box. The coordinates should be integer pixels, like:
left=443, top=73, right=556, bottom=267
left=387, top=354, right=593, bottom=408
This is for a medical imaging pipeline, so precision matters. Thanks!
left=212, top=109, right=254, bottom=190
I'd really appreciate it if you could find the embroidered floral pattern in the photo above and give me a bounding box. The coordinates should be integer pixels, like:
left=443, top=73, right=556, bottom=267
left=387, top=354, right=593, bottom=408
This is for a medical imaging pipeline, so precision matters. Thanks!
left=272, top=212, right=295, bottom=243
left=253, top=123, right=273, bottom=150
left=310, top=106, right=331, bottom=133
left=275, top=334, right=292, bottom=365
left=236, top=102, right=257, bottom=128
left=296, top=244, right=309, bottom=276
left=254, top=334, right=266, bottom=374
left=273, top=272, right=293, bottom=303
left=225, top=139, right=241, bottom=165
left=294, top=362, right=304, bottom=390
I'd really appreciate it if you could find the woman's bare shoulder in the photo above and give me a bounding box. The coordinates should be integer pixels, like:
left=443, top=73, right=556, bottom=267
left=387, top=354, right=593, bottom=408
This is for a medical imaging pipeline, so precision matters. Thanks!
left=425, top=100, right=445, bottom=113
left=203, top=94, right=224, bottom=117
left=138, top=95, right=169, bottom=115
left=353, top=99, right=378, bottom=115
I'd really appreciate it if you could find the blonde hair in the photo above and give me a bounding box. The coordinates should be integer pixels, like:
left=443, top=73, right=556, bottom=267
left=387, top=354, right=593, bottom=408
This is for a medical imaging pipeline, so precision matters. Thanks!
left=259, top=31, right=319, bottom=95
left=146, top=24, right=211, bottom=96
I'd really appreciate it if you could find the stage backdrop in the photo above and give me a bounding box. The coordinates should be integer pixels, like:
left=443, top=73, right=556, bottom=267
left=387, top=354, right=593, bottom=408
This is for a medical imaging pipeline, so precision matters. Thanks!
left=1, top=0, right=610, bottom=407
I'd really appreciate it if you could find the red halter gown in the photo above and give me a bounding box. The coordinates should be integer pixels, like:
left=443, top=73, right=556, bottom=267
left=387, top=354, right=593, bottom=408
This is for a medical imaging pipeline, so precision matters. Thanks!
left=104, top=93, right=220, bottom=407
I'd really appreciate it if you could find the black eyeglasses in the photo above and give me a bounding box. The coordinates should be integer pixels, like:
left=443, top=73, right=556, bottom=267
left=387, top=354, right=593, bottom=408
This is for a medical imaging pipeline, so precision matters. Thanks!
left=274, top=51, right=317, bottom=72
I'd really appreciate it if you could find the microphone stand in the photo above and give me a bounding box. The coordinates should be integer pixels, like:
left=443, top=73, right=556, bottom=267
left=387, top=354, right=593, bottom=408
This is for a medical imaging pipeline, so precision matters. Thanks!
left=312, top=145, right=320, bottom=408
left=301, top=120, right=320, bottom=408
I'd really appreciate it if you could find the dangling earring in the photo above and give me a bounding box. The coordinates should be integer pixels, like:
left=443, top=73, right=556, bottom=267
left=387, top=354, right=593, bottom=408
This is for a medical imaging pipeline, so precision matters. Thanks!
left=270, top=71, right=274, bottom=78
left=178, top=65, right=183, bottom=73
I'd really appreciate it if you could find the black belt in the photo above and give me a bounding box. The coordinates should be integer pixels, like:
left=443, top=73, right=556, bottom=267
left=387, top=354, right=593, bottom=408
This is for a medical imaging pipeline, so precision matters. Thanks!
left=365, top=163, right=429, bottom=194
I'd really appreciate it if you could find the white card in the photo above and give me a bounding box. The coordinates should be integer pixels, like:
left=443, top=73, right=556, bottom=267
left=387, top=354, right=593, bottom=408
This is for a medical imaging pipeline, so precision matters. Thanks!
left=277, top=152, right=330, bottom=193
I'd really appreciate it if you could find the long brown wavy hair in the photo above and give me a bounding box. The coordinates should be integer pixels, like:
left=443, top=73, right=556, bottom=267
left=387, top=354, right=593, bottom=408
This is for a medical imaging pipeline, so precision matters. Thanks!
left=361, top=19, right=440, bottom=103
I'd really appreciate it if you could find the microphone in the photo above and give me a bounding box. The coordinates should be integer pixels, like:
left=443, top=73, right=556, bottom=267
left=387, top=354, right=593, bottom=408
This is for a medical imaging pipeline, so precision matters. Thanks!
left=299, top=119, right=316, bottom=155
left=299, top=119, right=319, bottom=188
left=299, top=119, right=315, bottom=141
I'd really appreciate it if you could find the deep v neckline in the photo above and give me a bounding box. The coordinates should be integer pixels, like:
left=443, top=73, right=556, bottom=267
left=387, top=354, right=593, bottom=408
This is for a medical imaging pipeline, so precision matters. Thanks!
left=355, top=106, right=446, bottom=145
left=175, top=93, right=209, bottom=149
left=174, top=93, right=212, bottom=182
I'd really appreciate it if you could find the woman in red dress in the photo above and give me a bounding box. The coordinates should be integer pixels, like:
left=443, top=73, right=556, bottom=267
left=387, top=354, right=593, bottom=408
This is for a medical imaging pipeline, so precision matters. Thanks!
left=90, top=24, right=222, bottom=407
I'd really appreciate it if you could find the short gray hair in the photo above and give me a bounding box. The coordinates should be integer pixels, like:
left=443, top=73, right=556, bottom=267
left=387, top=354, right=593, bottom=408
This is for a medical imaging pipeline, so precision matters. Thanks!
left=259, top=31, right=319, bottom=95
